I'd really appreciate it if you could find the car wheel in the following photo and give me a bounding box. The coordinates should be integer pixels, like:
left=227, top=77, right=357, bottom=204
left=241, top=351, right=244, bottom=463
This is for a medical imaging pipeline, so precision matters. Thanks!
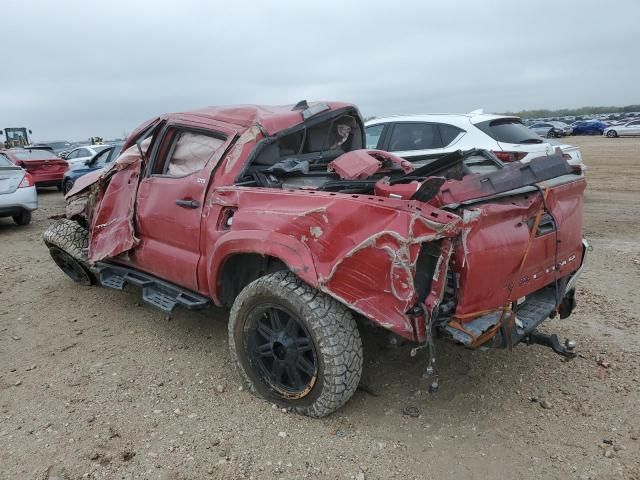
left=606, top=130, right=618, bottom=138
left=229, top=270, right=363, bottom=417
left=12, top=210, right=31, bottom=226
left=546, top=129, right=556, bottom=138
left=43, top=219, right=95, bottom=285
left=63, top=179, right=74, bottom=194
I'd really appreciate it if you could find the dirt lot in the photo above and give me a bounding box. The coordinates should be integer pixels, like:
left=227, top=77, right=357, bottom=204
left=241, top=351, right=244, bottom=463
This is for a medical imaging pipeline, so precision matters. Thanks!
left=1, top=136, right=639, bottom=480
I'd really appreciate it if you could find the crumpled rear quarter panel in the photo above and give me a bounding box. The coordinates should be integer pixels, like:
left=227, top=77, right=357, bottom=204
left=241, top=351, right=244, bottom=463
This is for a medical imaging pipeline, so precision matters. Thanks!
left=210, top=187, right=461, bottom=340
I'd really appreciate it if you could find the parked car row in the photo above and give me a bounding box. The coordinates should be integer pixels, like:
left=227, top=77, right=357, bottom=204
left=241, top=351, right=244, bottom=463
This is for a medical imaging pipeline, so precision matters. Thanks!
left=62, top=143, right=122, bottom=193
left=0, top=142, right=124, bottom=226
left=525, top=117, right=640, bottom=138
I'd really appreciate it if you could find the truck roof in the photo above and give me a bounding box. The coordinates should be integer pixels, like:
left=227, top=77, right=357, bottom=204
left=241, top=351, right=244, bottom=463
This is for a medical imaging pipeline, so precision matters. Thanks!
left=177, top=101, right=354, bottom=135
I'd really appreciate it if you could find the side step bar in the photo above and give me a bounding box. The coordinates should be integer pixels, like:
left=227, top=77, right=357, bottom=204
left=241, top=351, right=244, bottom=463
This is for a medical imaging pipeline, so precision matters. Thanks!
left=93, top=262, right=209, bottom=313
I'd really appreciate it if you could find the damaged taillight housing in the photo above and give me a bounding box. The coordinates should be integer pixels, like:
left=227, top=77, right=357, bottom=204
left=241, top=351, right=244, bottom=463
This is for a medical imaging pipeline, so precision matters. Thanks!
left=491, top=151, right=528, bottom=163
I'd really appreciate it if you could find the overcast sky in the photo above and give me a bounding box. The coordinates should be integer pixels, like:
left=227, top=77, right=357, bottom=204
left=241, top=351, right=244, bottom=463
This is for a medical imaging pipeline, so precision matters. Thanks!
left=2, top=0, right=638, bottom=141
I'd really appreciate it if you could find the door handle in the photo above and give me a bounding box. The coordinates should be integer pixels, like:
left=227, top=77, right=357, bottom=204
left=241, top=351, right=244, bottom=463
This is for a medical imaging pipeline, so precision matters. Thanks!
left=175, top=199, right=200, bottom=209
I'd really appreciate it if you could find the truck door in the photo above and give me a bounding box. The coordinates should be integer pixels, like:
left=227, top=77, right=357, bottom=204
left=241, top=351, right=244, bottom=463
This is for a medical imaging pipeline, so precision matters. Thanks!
left=129, top=121, right=237, bottom=291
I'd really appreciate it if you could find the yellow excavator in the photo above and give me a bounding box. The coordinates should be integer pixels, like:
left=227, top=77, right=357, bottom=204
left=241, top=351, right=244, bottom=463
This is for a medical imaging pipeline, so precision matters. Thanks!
left=1, top=127, right=33, bottom=148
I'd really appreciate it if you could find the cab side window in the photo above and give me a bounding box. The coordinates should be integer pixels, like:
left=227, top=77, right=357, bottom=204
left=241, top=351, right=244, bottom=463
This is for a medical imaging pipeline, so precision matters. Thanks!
left=153, top=130, right=226, bottom=177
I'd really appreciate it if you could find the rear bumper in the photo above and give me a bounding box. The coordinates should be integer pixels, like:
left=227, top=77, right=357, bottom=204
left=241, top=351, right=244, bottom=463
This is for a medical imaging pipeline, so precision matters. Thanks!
left=35, top=179, right=63, bottom=187
left=0, top=186, right=38, bottom=216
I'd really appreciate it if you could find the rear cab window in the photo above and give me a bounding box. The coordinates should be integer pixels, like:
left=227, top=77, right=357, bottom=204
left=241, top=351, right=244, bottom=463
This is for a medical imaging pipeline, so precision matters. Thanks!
left=475, top=118, right=543, bottom=144
left=152, top=130, right=226, bottom=177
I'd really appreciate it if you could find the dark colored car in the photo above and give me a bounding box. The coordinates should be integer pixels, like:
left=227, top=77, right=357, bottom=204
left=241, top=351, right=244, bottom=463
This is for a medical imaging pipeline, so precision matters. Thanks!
left=62, top=144, right=122, bottom=194
left=570, top=120, right=608, bottom=135
left=0, top=148, right=68, bottom=189
left=44, top=102, right=587, bottom=417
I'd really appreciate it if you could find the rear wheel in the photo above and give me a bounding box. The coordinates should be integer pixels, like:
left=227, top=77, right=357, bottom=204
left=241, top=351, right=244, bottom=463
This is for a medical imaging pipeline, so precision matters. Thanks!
left=546, top=129, right=556, bottom=138
left=12, top=210, right=31, bottom=226
left=229, top=271, right=363, bottom=417
left=43, top=219, right=95, bottom=285
left=606, top=130, right=618, bottom=138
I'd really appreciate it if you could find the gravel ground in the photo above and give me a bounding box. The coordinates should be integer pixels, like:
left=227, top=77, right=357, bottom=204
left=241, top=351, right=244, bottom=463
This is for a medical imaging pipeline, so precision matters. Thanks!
left=1, top=136, right=639, bottom=480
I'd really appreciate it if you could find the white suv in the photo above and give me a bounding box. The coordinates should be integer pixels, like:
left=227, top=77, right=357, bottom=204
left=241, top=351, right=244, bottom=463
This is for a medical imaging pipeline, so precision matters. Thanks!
left=365, top=112, right=584, bottom=169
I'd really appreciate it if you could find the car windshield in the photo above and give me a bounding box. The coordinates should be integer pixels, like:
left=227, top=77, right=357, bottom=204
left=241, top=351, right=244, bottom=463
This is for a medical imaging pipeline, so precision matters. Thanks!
left=475, top=118, right=543, bottom=144
left=0, top=155, right=14, bottom=167
left=12, top=150, right=60, bottom=160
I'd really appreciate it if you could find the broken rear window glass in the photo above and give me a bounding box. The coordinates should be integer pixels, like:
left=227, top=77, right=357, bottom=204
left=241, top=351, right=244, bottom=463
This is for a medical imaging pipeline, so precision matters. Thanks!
left=165, top=132, right=225, bottom=177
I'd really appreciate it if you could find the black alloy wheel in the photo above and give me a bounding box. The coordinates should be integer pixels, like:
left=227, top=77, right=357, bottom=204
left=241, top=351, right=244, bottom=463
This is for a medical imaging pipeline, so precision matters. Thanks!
left=245, top=304, right=318, bottom=397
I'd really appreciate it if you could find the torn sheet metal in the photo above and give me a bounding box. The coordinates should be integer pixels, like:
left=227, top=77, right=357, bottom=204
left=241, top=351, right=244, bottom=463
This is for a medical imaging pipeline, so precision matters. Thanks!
left=65, top=141, right=151, bottom=263
left=328, top=149, right=415, bottom=180
left=207, top=187, right=461, bottom=341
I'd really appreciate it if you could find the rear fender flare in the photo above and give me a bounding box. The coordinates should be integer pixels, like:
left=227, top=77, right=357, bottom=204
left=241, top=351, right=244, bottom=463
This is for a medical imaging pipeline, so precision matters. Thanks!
left=207, top=231, right=319, bottom=304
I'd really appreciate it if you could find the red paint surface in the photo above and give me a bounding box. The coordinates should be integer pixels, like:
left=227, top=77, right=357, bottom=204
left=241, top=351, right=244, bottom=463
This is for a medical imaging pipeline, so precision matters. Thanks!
left=451, top=179, right=585, bottom=318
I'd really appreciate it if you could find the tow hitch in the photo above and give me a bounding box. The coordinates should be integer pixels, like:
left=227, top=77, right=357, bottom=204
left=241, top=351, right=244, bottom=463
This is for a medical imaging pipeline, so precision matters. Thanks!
left=525, top=330, right=577, bottom=359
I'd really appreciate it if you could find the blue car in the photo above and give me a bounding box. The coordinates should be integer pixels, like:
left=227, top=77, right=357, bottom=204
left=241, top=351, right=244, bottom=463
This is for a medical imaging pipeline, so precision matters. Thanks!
left=62, top=144, right=122, bottom=194
left=570, top=120, right=608, bottom=135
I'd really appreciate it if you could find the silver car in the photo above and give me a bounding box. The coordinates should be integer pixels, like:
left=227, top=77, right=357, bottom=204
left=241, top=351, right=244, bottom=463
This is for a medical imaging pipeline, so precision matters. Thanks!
left=0, top=154, right=38, bottom=225
left=529, top=121, right=571, bottom=138
left=61, top=145, right=111, bottom=170
left=604, top=119, right=640, bottom=137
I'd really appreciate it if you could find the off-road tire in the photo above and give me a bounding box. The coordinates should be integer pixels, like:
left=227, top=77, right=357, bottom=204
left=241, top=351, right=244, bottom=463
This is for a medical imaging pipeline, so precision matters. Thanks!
left=228, top=271, right=363, bottom=417
left=62, top=179, right=74, bottom=194
left=43, top=219, right=95, bottom=285
left=12, top=210, right=31, bottom=226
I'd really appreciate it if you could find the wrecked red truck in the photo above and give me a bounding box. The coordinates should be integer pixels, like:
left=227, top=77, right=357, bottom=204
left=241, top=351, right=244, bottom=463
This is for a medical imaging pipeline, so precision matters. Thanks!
left=44, top=101, right=588, bottom=417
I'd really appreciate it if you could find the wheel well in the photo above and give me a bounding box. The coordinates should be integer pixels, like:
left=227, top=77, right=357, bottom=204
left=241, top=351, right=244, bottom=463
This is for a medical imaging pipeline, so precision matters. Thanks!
left=218, top=253, right=288, bottom=307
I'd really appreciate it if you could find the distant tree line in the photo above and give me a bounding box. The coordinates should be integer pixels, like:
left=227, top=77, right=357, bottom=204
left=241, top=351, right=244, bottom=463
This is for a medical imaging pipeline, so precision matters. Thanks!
left=500, top=105, right=640, bottom=119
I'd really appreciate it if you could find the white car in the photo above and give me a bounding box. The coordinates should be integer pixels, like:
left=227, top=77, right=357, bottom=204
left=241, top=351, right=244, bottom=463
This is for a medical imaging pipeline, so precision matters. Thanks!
left=365, top=111, right=584, bottom=169
left=0, top=154, right=37, bottom=226
left=603, top=120, right=640, bottom=137
left=62, top=145, right=111, bottom=170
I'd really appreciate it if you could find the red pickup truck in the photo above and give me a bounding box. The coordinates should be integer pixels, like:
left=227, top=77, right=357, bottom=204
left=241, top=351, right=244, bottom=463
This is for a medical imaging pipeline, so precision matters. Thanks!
left=44, top=101, right=588, bottom=417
